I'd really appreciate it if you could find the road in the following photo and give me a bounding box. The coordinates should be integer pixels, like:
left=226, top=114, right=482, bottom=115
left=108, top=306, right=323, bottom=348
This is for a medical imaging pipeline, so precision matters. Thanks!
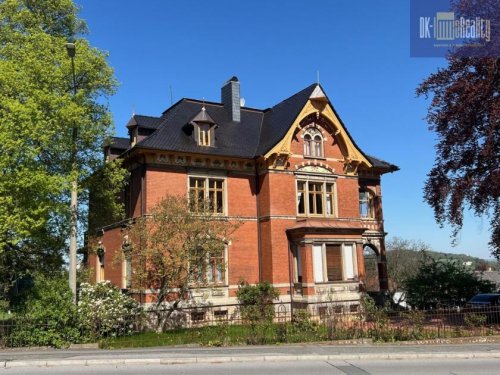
left=2, top=358, right=500, bottom=374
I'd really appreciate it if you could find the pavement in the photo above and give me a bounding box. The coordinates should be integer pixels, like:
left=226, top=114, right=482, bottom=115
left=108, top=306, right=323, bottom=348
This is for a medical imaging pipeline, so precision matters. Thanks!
left=1, top=339, right=500, bottom=368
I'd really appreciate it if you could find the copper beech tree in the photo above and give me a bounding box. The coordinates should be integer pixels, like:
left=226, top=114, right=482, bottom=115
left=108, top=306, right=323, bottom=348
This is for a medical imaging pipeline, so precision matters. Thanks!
left=417, top=0, right=500, bottom=259
left=118, top=195, right=240, bottom=319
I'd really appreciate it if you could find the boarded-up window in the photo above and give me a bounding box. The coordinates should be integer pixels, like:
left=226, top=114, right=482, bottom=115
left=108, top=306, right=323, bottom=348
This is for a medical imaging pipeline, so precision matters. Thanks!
left=326, top=245, right=342, bottom=281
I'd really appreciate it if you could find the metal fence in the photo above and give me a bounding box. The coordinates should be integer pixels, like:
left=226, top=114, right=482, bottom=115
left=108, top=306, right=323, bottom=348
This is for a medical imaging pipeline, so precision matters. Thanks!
left=1, top=302, right=500, bottom=348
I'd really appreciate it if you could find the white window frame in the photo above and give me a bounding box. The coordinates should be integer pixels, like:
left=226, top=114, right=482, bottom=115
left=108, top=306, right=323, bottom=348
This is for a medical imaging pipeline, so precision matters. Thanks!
left=312, top=243, right=358, bottom=283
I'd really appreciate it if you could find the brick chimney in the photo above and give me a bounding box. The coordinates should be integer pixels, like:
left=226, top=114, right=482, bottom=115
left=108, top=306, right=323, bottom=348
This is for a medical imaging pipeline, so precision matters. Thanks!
left=221, top=76, right=240, bottom=122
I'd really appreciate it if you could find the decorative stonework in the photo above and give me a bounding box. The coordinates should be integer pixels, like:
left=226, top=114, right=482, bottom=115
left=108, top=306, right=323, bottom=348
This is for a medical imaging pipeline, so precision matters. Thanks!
left=296, top=165, right=334, bottom=174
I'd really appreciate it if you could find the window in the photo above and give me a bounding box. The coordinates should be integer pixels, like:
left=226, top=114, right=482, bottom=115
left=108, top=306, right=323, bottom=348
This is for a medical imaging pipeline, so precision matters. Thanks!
left=197, top=124, right=212, bottom=146
left=303, top=129, right=323, bottom=158
left=189, top=246, right=226, bottom=286
left=189, top=177, right=225, bottom=214
left=359, top=189, right=375, bottom=219
left=292, top=244, right=302, bottom=283
left=304, top=134, right=312, bottom=156
left=313, top=243, right=357, bottom=283
left=297, top=180, right=335, bottom=216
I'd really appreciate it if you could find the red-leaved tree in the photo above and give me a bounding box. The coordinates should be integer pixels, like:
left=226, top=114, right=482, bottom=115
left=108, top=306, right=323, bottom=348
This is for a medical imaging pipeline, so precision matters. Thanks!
left=416, top=0, right=499, bottom=259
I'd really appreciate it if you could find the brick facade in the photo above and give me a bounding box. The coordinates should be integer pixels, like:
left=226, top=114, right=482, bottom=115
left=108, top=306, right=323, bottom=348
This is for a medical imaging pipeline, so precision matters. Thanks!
left=91, top=80, right=398, bottom=309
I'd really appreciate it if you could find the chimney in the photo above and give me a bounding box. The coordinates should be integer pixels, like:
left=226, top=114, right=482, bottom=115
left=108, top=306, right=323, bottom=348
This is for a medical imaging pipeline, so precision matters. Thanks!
left=221, top=76, right=240, bottom=122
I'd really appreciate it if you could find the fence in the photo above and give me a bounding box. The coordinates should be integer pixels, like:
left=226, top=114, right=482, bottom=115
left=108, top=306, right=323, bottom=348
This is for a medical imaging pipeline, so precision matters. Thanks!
left=1, top=302, right=500, bottom=348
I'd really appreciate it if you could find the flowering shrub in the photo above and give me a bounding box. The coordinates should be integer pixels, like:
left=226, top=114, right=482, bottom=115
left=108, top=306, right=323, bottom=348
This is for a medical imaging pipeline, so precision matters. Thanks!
left=78, top=281, right=141, bottom=339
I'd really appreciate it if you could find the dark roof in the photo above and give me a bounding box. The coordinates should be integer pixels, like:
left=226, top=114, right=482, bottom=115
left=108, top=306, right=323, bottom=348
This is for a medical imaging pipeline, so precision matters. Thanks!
left=255, top=84, right=317, bottom=155
left=137, top=100, right=263, bottom=158
left=121, top=83, right=398, bottom=172
left=107, top=137, right=129, bottom=150
left=366, top=155, right=400, bottom=173
left=126, top=114, right=162, bottom=129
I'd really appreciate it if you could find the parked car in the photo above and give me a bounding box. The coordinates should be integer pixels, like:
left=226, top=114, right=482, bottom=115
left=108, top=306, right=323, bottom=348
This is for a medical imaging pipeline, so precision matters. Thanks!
left=466, top=293, right=500, bottom=307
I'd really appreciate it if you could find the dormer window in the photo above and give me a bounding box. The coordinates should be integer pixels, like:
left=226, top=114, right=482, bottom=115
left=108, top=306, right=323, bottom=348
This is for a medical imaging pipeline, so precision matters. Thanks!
left=303, top=128, right=323, bottom=158
left=190, top=106, right=216, bottom=147
left=197, top=124, right=212, bottom=146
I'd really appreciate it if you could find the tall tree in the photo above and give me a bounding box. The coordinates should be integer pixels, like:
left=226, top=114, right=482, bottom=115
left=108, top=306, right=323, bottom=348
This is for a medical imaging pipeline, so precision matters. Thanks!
left=416, top=0, right=500, bottom=259
left=0, top=0, right=124, bottom=303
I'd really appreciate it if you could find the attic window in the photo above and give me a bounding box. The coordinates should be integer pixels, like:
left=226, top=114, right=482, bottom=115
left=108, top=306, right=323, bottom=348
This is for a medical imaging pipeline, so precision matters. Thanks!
left=303, top=128, right=323, bottom=158
left=197, top=124, right=212, bottom=146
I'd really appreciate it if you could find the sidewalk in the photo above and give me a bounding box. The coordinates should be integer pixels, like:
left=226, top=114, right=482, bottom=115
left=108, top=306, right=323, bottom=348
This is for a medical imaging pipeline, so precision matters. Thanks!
left=2, top=339, right=500, bottom=368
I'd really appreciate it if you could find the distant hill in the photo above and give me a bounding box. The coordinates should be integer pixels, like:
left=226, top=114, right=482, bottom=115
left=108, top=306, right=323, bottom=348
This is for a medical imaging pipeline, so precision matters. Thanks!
left=386, top=248, right=497, bottom=271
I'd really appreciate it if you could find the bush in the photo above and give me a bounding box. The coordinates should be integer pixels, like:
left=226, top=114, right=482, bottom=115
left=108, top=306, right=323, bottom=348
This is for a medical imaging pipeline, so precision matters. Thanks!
left=78, top=281, right=141, bottom=339
left=8, top=275, right=81, bottom=348
left=236, top=281, right=279, bottom=324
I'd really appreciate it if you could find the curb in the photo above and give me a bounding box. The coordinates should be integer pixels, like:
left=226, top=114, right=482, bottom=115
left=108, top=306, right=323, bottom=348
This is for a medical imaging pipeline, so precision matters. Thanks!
left=2, top=352, right=500, bottom=368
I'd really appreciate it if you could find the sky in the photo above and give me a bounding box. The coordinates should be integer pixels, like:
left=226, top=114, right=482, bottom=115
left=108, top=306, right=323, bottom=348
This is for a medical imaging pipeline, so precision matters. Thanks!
left=76, top=0, right=494, bottom=260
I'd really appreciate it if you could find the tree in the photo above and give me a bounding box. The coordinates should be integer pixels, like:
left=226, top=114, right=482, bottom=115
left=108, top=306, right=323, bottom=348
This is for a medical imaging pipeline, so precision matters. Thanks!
left=0, top=0, right=125, bottom=302
left=416, top=0, right=500, bottom=259
left=386, top=237, right=430, bottom=296
left=405, top=255, right=495, bottom=309
left=120, top=195, right=240, bottom=327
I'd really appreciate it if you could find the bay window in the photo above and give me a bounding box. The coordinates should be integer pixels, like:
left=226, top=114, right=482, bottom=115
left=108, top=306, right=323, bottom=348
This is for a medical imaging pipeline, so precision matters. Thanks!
left=313, top=243, right=357, bottom=283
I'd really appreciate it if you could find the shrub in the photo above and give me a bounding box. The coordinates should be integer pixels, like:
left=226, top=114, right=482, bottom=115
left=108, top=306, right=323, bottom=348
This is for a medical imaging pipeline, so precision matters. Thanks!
left=78, top=281, right=141, bottom=339
left=236, top=281, right=279, bottom=324
left=8, top=275, right=81, bottom=348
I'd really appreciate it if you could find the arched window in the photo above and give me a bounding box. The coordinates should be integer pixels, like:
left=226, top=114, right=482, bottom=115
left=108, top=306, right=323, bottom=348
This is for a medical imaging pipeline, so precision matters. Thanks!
left=359, top=189, right=375, bottom=219
left=313, top=135, right=323, bottom=157
left=303, top=129, right=323, bottom=158
left=303, top=134, right=312, bottom=156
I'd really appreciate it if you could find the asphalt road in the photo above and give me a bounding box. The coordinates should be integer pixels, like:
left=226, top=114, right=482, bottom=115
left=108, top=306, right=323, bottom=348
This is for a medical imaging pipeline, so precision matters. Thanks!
left=2, top=358, right=500, bottom=375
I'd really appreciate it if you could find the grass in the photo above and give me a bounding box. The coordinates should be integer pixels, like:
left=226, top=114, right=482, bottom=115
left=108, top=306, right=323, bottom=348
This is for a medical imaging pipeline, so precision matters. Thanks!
left=100, top=322, right=329, bottom=349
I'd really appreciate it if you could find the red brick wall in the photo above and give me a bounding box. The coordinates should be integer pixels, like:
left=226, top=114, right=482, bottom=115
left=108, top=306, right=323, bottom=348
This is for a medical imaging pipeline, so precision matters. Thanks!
left=146, top=167, right=186, bottom=211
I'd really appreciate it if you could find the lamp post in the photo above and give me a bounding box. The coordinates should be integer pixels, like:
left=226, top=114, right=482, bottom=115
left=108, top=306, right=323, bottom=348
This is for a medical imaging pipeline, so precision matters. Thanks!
left=66, top=42, right=78, bottom=303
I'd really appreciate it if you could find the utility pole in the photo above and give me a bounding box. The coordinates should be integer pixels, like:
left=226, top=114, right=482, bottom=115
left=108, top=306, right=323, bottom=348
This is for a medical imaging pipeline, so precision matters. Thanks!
left=66, top=42, right=78, bottom=303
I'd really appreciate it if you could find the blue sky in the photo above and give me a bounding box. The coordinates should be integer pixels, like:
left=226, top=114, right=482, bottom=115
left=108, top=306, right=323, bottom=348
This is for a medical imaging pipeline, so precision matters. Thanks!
left=76, top=0, right=493, bottom=259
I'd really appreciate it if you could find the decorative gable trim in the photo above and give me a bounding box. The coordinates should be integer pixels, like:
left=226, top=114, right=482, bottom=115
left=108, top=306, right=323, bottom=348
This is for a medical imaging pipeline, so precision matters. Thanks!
left=264, top=86, right=372, bottom=171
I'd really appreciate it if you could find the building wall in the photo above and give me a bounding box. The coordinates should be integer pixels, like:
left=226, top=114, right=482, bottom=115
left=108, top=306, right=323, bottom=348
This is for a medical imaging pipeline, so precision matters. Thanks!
left=91, top=104, right=389, bottom=307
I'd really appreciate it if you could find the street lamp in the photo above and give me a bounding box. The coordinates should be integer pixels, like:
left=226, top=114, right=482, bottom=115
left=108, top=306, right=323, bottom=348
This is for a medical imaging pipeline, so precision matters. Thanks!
left=66, top=42, right=78, bottom=303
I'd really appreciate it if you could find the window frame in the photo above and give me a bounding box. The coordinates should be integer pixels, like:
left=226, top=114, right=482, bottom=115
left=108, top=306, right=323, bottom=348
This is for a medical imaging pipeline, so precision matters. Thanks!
left=312, top=243, right=358, bottom=284
left=189, top=244, right=228, bottom=287
left=302, top=128, right=324, bottom=158
left=296, top=177, right=337, bottom=217
left=359, top=188, right=376, bottom=219
left=188, top=175, right=227, bottom=215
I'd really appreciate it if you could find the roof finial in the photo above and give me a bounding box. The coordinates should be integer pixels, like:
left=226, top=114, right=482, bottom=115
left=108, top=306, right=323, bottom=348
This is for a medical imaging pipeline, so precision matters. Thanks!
left=317, top=70, right=320, bottom=85
left=202, top=97, right=206, bottom=111
left=132, top=104, right=135, bottom=116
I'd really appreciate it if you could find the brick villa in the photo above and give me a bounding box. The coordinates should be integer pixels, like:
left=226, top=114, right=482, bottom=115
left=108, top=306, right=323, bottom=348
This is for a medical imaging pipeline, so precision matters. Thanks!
left=89, top=77, right=398, bottom=310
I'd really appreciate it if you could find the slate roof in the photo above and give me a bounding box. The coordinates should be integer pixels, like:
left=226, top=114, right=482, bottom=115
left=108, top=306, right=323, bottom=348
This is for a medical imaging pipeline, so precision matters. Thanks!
left=366, top=155, right=400, bottom=172
left=109, top=83, right=398, bottom=172
left=106, top=136, right=129, bottom=150
left=126, top=114, right=162, bottom=129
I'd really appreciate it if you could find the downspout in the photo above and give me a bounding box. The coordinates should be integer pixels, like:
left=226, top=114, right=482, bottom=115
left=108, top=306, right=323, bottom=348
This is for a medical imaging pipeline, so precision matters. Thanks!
left=286, top=237, right=294, bottom=318
left=254, top=159, right=262, bottom=282
left=139, top=153, right=146, bottom=305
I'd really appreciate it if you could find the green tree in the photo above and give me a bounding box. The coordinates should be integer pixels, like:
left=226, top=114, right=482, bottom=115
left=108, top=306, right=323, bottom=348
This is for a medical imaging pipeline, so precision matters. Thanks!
left=405, top=255, right=495, bottom=309
left=8, top=274, right=81, bottom=348
left=0, top=0, right=125, bottom=302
